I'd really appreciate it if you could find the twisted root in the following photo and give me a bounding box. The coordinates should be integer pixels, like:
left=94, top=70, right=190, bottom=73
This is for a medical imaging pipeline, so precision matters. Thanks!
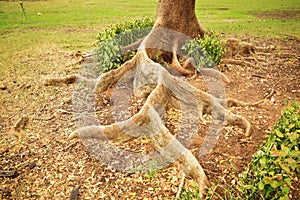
left=66, top=49, right=261, bottom=197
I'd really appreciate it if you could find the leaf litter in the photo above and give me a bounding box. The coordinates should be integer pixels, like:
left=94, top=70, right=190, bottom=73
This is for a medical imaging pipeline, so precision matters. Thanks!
left=0, top=36, right=299, bottom=199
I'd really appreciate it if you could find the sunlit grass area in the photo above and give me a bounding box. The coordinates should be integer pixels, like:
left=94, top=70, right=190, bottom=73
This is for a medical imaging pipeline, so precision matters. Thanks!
left=0, top=0, right=299, bottom=74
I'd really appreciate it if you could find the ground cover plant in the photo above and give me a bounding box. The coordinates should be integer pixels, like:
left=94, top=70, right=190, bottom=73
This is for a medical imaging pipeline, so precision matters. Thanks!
left=94, top=17, right=225, bottom=73
left=0, top=0, right=299, bottom=199
left=95, top=17, right=154, bottom=73
left=239, top=102, right=300, bottom=200
left=178, top=102, right=300, bottom=199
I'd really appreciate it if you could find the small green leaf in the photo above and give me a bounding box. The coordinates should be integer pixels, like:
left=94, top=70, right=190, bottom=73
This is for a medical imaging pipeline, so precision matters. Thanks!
left=279, top=196, right=289, bottom=200
left=290, top=150, right=300, bottom=157
left=280, top=144, right=290, bottom=157
left=288, top=123, right=295, bottom=129
left=275, top=129, right=284, bottom=138
left=270, top=180, right=281, bottom=189
left=281, top=186, right=289, bottom=194
left=278, top=161, right=290, bottom=173
left=284, top=178, right=291, bottom=185
left=259, top=157, right=267, bottom=168
left=268, top=171, right=275, bottom=176
left=263, top=176, right=273, bottom=184
left=288, top=131, right=299, bottom=141
left=258, top=181, right=265, bottom=190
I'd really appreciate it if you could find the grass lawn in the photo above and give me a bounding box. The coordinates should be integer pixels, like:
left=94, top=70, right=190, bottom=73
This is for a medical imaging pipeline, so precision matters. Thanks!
left=0, top=0, right=299, bottom=57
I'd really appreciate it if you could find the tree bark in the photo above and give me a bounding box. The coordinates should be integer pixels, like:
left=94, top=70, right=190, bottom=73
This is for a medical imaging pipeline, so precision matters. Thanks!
left=143, top=0, right=206, bottom=73
left=155, top=0, right=206, bottom=38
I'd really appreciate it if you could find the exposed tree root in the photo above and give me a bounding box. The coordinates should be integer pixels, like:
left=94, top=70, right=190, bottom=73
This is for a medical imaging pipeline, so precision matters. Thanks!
left=224, top=98, right=264, bottom=107
left=66, top=57, right=84, bottom=68
left=70, top=83, right=209, bottom=195
left=44, top=27, right=268, bottom=197
left=39, top=1, right=277, bottom=197
left=222, top=58, right=256, bottom=68
left=65, top=45, right=264, bottom=196
left=222, top=38, right=283, bottom=69
left=176, top=173, right=186, bottom=199
left=224, top=38, right=255, bottom=58
left=199, top=68, right=231, bottom=83
left=169, top=44, right=195, bottom=76
left=96, top=59, right=137, bottom=93
left=44, top=74, right=78, bottom=86
left=181, top=58, right=231, bottom=83
left=69, top=185, right=80, bottom=200
left=64, top=51, right=94, bottom=68
left=122, top=38, right=144, bottom=53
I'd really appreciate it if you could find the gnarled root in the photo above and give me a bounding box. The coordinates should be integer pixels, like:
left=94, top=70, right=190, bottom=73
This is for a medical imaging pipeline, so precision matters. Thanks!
left=70, top=84, right=210, bottom=196
left=199, top=68, right=231, bottom=83
left=169, top=45, right=194, bottom=76
left=222, top=58, right=256, bottom=68
left=68, top=48, right=260, bottom=197
left=96, top=58, right=137, bottom=93
left=181, top=57, right=231, bottom=83
left=44, top=74, right=78, bottom=86
left=45, top=43, right=260, bottom=197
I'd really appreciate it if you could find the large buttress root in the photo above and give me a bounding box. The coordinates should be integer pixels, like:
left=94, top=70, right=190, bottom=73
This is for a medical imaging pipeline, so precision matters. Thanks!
left=70, top=77, right=210, bottom=195
left=44, top=48, right=259, bottom=197
left=169, top=42, right=195, bottom=76
left=96, top=58, right=137, bottom=93
left=45, top=31, right=262, bottom=197
left=67, top=48, right=258, bottom=197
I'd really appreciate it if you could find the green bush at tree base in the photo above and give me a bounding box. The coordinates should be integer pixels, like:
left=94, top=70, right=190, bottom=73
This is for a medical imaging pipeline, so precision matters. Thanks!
left=94, top=19, right=226, bottom=73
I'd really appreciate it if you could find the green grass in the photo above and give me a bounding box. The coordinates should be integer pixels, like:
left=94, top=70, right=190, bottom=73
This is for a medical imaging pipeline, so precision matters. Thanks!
left=0, top=0, right=157, bottom=29
left=196, top=0, right=300, bottom=38
left=0, top=0, right=299, bottom=73
left=0, top=0, right=157, bottom=54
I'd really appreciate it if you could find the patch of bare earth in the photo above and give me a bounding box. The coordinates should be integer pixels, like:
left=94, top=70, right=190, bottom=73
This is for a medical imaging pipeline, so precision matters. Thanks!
left=0, top=36, right=299, bottom=199
left=193, top=37, right=300, bottom=198
left=250, top=9, right=300, bottom=21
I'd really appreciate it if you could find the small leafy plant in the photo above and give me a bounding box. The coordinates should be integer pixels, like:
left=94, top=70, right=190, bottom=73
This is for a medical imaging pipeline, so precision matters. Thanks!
left=94, top=17, right=154, bottom=73
left=181, top=102, right=299, bottom=200
left=95, top=22, right=225, bottom=74
left=179, top=185, right=203, bottom=200
left=238, top=102, right=300, bottom=200
left=181, top=33, right=226, bottom=69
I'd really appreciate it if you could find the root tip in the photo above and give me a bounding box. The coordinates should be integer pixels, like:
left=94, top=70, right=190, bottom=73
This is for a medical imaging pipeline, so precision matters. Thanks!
left=68, top=131, right=79, bottom=140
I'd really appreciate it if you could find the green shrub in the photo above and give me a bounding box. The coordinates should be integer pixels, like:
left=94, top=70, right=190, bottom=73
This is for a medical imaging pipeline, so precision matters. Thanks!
left=179, top=102, right=299, bottom=200
left=95, top=21, right=226, bottom=73
left=239, top=102, right=300, bottom=200
left=181, top=33, right=226, bottom=69
left=94, top=17, right=154, bottom=73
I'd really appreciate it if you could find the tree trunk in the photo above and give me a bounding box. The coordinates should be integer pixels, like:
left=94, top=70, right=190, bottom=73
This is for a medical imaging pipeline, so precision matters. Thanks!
left=155, top=0, right=206, bottom=38
left=144, top=0, right=206, bottom=73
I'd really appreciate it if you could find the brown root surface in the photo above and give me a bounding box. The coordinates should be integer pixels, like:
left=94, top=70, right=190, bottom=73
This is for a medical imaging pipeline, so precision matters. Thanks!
left=42, top=33, right=284, bottom=198
left=67, top=34, right=260, bottom=196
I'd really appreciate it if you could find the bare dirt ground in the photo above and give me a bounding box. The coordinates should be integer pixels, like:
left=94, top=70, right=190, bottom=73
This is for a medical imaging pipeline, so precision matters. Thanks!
left=0, top=36, right=299, bottom=199
left=250, top=9, right=300, bottom=21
